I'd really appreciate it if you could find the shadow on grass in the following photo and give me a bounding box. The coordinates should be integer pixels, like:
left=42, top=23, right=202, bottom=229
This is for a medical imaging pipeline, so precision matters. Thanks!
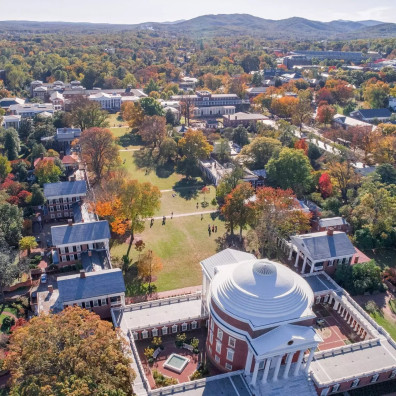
left=117, top=132, right=142, bottom=148
left=123, top=261, right=158, bottom=301
left=156, top=163, right=175, bottom=179
left=172, top=178, right=205, bottom=200
left=215, top=233, right=244, bottom=253
left=133, top=148, right=156, bottom=170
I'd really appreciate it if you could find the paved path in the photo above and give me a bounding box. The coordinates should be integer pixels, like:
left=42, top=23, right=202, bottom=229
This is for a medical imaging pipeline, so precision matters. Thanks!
left=119, top=148, right=140, bottom=152
left=147, top=210, right=218, bottom=221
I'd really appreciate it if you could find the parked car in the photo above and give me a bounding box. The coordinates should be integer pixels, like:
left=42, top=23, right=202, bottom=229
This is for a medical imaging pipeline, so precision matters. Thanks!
left=40, top=273, right=47, bottom=284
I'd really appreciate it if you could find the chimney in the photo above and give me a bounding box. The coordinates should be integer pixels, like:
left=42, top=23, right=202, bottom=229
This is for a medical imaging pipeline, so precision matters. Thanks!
left=48, top=284, right=53, bottom=293
left=354, top=256, right=359, bottom=264
left=40, top=153, right=44, bottom=160
left=80, top=270, right=86, bottom=278
left=327, top=227, right=334, bottom=236
left=60, top=151, right=64, bottom=160
left=68, top=219, right=73, bottom=226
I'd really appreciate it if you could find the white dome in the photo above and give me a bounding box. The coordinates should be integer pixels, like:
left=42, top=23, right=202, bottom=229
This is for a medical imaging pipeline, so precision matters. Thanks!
left=210, top=259, right=314, bottom=329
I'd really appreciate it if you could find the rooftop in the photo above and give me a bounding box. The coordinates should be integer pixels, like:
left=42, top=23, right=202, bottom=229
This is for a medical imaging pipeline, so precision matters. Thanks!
left=51, top=220, right=111, bottom=246
left=57, top=268, right=125, bottom=303
left=43, top=180, right=87, bottom=198
left=290, top=231, right=356, bottom=261
left=355, top=108, right=392, bottom=119
left=223, top=112, right=268, bottom=121
left=318, top=217, right=348, bottom=228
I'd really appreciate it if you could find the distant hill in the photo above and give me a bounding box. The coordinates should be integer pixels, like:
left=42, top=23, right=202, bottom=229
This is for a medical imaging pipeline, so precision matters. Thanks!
left=0, top=14, right=395, bottom=39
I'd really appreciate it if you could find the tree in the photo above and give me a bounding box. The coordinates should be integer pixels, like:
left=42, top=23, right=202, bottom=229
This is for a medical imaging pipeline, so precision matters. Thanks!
left=240, top=137, right=281, bottom=169
left=271, top=96, right=298, bottom=118
left=178, top=130, right=213, bottom=177
left=325, top=79, right=354, bottom=106
left=216, top=165, right=244, bottom=205
left=19, top=236, right=38, bottom=255
left=165, top=108, right=177, bottom=126
left=144, top=78, right=160, bottom=95
left=248, top=187, right=311, bottom=257
left=30, top=184, right=45, bottom=206
left=34, top=159, right=62, bottom=185
left=0, top=154, right=11, bottom=181
left=0, top=202, right=23, bottom=246
left=292, top=90, right=313, bottom=130
left=232, top=125, right=249, bottom=147
left=266, top=148, right=313, bottom=197
left=221, top=183, right=255, bottom=238
left=316, top=104, right=336, bottom=125
left=328, top=160, right=359, bottom=202
left=70, top=97, right=109, bottom=130
left=4, top=128, right=20, bottom=160
left=158, top=137, right=178, bottom=165
left=363, top=80, right=390, bottom=108
left=375, top=163, right=396, bottom=185
left=294, top=139, right=308, bottom=155
left=121, top=101, right=144, bottom=129
left=179, top=95, right=195, bottom=127
left=5, top=306, right=134, bottom=395
left=318, top=173, right=333, bottom=198
left=139, top=116, right=166, bottom=147
left=79, top=128, right=120, bottom=184
left=139, top=97, right=164, bottom=116
left=137, top=250, right=163, bottom=293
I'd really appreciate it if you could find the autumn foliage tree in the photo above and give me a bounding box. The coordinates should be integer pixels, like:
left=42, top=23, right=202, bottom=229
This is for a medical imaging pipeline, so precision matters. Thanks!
left=137, top=249, right=163, bottom=293
left=79, top=128, right=120, bottom=184
left=34, top=159, right=62, bottom=185
left=121, top=101, right=145, bottom=129
left=294, top=139, right=308, bottom=155
left=316, top=104, right=336, bottom=125
left=139, top=115, right=166, bottom=147
left=318, top=172, right=333, bottom=198
left=4, top=306, right=135, bottom=395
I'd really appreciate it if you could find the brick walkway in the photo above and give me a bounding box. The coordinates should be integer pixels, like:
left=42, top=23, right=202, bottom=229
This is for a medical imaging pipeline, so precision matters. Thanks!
left=126, top=285, right=202, bottom=304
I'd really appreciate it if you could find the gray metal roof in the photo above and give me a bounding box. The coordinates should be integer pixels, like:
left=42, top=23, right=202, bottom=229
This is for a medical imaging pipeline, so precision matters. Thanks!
left=57, top=268, right=125, bottom=302
left=51, top=220, right=110, bottom=246
left=44, top=180, right=87, bottom=198
left=357, top=108, right=391, bottom=119
left=291, top=231, right=356, bottom=261
left=304, top=274, right=338, bottom=293
left=200, top=248, right=255, bottom=279
left=318, top=217, right=348, bottom=228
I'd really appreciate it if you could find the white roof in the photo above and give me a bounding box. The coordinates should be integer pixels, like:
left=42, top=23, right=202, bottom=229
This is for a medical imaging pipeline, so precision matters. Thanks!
left=318, top=217, right=348, bottom=228
left=89, top=92, right=121, bottom=99
left=50, top=91, right=64, bottom=100
left=250, top=324, right=321, bottom=357
left=210, top=259, right=314, bottom=329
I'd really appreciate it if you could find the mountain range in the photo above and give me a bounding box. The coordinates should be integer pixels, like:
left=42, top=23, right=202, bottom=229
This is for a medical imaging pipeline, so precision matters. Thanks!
left=1, top=14, right=396, bottom=39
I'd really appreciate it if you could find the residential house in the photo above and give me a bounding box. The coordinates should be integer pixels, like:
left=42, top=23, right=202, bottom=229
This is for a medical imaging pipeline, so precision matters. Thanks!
left=50, top=220, right=111, bottom=266
left=222, top=112, right=268, bottom=128
left=246, top=87, right=268, bottom=98
left=289, top=229, right=356, bottom=275
left=0, top=97, right=25, bottom=111
left=34, top=153, right=78, bottom=171
left=41, top=128, right=82, bottom=153
left=333, top=114, right=373, bottom=130
left=57, top=269, right=125, bottom=318
left=313, top=217, right=350, bottom=233
left=350, top=108, right=392, bottom=123
left=43, top=180, right=87, bottom=222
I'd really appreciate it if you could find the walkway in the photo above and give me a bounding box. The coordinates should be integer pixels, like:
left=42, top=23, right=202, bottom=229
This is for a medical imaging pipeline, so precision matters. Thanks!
left=147, top=210, right=218, bottom=221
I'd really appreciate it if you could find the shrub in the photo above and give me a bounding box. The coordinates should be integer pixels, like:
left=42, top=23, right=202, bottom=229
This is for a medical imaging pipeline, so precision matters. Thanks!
left=144, top=346, right=154, bottom=359
left=190, top=337, right=199, bottom=349
left=153, top=370, right=178, bottom=387
left=201, top=201, right=209, bottom=208
left=211, top=198, right=217, bottom=206
left=152, top=336, right=162, bottom=347
left=365, top=300, right=379, bottom=314
left=190, top=370, right=202, bottom=380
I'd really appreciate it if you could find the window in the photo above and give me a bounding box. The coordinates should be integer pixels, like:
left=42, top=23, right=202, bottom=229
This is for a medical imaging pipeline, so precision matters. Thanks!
left=216, top=340, right=222, bottom=354
left=56, top=205, right=61, bottom=211
left=76, top=245, right=81, bottom=252
left=64, top=212, right=68, bottom=217
left=84, top=301, right=91, bottom=308
left=101, top=298, right=107, bottom=306
left=162, top=326, right=168, bottom=335
left=50, top=214, right=55, bottom=219
left=133, top=332, right=138, bottom=340
left=191, top=321, right=197, bottom=330
left=152, top=328, right=158, bottom=337
left=57, top=212, right=62, bottom=218
left=215, top=355, right=220, bottom=363
left=217, top=328, right=223, bottom=341
left=182, top=323, right=187, bottom=331
left=50, top=206, right=54, bottom=212
left=228, top=337, right=236, bottom=348
left=225, top=363, right=232, bottom=371
left=210, top=319, right=214, bottom=331
left=142, top=330, right=148, bottom=339
left=209, top=330, right=213, bottom=345
left=351, top=379, right=359, bottom=388
left=93, top=300, right=99, bottom=307
left=331, top=384, right=339, bottom=393
left=172, top=324, right=178, bottom=333
left=63, top=205, right=68, bottom=210
left=371, top=374, right=379, bottom=383
left=61, top=255, right=67, bottom=262
left=226, top=348, right=234, bottom=362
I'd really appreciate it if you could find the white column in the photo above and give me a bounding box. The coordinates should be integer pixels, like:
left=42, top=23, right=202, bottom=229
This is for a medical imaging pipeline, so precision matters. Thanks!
left=304, top=348, right=316, bottom=373
left=294, top=251, right=300, bottom=267
left=328, top=295, right=333, bottom=305
left=261, top=357, right=272, bottom=384
left=251, top=358, right=260, bottom=386
left=333, top=300, right=339, bottom=311
left=301, top=258, right=308, bottom=274
left=245, top=350, right=253, bottom=375
left=283, top=352, right=294, bottom=379
left=294, top=350, right=305, bottom=376
left=288, top=247, right=293, bottom=260
left=272, top=355, right=282, bottom=382
left=310, top=261, right=315, bottom=273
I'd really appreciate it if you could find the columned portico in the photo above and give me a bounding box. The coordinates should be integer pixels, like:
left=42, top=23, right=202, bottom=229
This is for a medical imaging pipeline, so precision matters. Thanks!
left=294, top=350, right=305, bottom=376
left=261, top=357, right=272, bottom=384
left=245, top=350, right=253, bottom=375
left=272, top=355, right=282, bottom=382
left=283, top=352, right=294, bottom=379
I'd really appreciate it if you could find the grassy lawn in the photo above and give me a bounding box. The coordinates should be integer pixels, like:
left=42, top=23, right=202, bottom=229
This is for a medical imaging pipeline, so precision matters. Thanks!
left=370, top=310, right=396, bottom=340
left=363, top=248, right=396, bottom=269
left=110, top=126, right=132, bottom=138
left=107, top=112, right=127, bottom=127
left=111, top=214, right=227, bottom=293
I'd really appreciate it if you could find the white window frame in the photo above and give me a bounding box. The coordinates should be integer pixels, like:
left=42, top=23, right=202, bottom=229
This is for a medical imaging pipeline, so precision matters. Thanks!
left=216, top=340, right=222, bottom=354
left=57, top=212, right=62, bottom=218
left=191, top=321, right=197, bottom=330
left=225, top=363, right=232, bottom=371
left=61, top=255, right=67, bottom=262
left=226, top=348, right=234, bottom=362
left=64, top=212, right=69, bottom=217
left=162, top=326, right=168, bottom=335
left=142, top=330, right=148, bottom=339
left=214, top=355, right=220, bottom=363
left=351, top=379, right=359, bottom=388
left=228, top=337, right=236, bottom=348
left=101, top=298, right=107, bottom=305
left=371, top=373, right=379, bottom=383
left=331, top=384, right=340, bottom=393
left=85, top=301, right=91, bottom=308
left=217, top=328, right=223, bottom=341
left=182, top=323, right=187, bottom=331
left=50, top=214, right=55, bottom=219
left=210, top=318, right=214, bottom=331
left=50, top=206, right=54, bottom=212
left=152, top=328, right=158, bottom=337
left=172, top=324, right=178, bottom=333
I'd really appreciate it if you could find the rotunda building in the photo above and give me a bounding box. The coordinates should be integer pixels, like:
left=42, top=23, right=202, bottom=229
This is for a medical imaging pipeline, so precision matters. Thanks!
left=200, top=249, right=322, bottom=386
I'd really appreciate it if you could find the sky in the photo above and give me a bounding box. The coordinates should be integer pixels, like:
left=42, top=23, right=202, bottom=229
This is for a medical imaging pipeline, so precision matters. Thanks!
left=2, top=0, right=396, bottom=24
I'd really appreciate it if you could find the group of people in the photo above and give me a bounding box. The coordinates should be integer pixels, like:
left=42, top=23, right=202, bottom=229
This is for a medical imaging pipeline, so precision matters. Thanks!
left=208, top=224, right=218, bottom=236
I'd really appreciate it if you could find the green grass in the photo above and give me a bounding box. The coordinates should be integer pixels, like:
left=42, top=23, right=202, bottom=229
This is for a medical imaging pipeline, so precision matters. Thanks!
left=107, top=112, right=126, bottom=127
left=111, top=214, right=226, bottom=292
left=120, top=151, right=186, bottom=190
left=110, top=126, right=132, bottom=138
left=363, top=248, right=396, bottom=269
left=370, top=310, right=396, bottom=340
